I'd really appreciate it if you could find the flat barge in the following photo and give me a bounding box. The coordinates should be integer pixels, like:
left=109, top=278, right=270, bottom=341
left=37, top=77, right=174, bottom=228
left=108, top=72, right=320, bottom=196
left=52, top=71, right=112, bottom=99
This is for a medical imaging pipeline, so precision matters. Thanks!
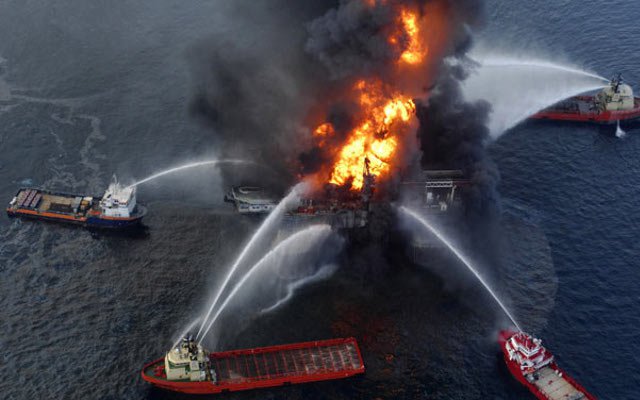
left=6, top=180, right=146, bottom=228
left=531, top=75, right=640, bottom=124
left=499, top=330, right=596, bottom=400
left=142, top=336, right=365, bottom=395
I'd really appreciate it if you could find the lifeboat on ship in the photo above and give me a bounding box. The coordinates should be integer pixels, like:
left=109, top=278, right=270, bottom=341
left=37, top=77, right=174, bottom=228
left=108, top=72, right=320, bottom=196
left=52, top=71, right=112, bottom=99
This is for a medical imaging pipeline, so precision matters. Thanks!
left=498, top=330, right=596, bottom=400
left=531, top=75, right=640, bottom=124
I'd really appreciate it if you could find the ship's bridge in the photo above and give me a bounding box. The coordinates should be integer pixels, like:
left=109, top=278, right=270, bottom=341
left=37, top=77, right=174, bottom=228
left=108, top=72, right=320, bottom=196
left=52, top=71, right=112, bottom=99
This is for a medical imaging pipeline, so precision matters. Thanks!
left=99, top=181, right=136, bottom=218
left=165, top=337, right=210, bottom=382
left=597, top=81, right=635, bottom=111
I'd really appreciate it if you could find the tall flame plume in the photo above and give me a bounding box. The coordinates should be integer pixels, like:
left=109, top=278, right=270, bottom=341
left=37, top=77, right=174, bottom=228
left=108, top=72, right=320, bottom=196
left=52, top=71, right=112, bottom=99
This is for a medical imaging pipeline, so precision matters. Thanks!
left=310, top=3, right=429, bottom=191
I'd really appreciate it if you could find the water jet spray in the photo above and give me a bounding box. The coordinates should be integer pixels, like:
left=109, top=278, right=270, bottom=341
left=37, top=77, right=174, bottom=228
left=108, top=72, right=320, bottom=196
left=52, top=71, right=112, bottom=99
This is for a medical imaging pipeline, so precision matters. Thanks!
left=195, top=182, right=309, bottom=341
left=127, top=159, right=254, bottom=189
left=399, top=206, right=522, bottom=331
left=197, top=224, right=336, bottom=344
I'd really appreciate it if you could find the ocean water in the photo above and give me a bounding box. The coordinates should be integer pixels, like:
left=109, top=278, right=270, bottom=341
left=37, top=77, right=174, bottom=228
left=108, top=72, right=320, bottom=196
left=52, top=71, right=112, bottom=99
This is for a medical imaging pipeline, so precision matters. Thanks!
left=1, top=1, right=638, bottom=399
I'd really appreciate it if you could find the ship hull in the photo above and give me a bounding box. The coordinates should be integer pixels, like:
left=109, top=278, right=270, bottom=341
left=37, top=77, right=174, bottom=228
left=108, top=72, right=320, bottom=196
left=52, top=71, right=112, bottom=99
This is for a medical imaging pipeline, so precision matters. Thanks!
left=7, top=207, right=146, bottom=229
left=85, top=210, right=146, bottom=228
left=6, top=187, right=146, bottom=229
left=531, top=95, right=640, bottom=124
left=142, top=337, right=365, bottom=395
left=142, top=358, right=363, bottom=395
left=498, top=330, right=596, bottom=400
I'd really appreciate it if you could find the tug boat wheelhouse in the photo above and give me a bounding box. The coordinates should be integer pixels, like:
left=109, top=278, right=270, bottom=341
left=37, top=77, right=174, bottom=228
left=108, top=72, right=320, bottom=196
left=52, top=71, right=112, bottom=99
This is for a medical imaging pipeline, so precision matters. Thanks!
left=141, top=336, right=365, bottom=395
left=6, top=179, right=146, bottom=228
left=499, top=330, right=596, bottom=400
left=531, top=75, right=640, bottom=124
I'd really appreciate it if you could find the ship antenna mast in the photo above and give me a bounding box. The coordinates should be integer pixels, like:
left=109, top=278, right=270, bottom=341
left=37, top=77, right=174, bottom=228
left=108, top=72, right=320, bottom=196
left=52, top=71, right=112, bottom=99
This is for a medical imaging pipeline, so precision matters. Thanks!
left=613, top=73, right=623, bottom=92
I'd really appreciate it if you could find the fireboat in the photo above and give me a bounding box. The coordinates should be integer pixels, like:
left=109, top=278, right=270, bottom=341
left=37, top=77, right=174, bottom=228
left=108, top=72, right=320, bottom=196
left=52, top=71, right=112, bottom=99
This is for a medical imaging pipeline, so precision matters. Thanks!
left=141, top=336, right=365, bottom=395
left=531, top=75, right=640, bottom=124
left=499, top=330, right=596, bottom=400
left=6, top=177, right=146, bottom=229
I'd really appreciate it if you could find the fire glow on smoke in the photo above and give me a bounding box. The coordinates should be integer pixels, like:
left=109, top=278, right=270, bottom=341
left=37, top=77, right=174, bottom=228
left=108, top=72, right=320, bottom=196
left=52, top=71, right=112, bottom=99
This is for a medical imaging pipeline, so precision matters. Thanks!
left=311, top=3, right=430, bottom=190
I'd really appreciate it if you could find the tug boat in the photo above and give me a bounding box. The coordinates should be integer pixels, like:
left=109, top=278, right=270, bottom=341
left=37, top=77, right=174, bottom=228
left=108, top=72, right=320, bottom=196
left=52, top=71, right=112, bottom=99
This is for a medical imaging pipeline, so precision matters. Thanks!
left=531, top=75, right=640, bottom=124
left=6, top=179, right=146, bottom=228
left=141, top=336, right=365, bottom=395
left=499, top=330, right=596, bottom=400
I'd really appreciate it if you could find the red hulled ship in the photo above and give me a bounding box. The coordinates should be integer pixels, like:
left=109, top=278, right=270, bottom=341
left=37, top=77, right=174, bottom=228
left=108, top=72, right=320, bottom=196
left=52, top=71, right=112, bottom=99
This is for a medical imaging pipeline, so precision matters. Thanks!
left=142, top=336, right=365, bottom=395
left=498, top=330, right=596, bottom=400
left=531, top=75, right=640, bottom=124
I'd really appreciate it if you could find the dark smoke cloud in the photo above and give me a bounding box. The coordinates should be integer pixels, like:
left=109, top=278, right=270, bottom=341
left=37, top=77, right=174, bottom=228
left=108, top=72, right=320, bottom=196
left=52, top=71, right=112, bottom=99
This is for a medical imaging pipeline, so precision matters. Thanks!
left=416, top=59, right=500, bottom=219
left=306, top=1, right=400, bottom=79
left=189, top=0, right=493, bottom=210
left=188, top=1, right=334, bottom=192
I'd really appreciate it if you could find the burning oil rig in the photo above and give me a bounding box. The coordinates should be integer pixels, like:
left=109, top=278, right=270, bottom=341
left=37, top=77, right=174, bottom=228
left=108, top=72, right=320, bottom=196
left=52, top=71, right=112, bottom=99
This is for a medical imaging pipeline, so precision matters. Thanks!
left=285, top=157, right=376, bottom=230
left=400, top=169, right=472, bottom=260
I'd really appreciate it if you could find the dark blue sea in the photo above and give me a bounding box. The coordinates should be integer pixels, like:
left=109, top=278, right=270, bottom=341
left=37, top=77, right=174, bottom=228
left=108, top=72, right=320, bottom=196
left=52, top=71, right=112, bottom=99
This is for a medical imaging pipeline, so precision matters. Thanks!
left=1, top=1, right=638, bottom=399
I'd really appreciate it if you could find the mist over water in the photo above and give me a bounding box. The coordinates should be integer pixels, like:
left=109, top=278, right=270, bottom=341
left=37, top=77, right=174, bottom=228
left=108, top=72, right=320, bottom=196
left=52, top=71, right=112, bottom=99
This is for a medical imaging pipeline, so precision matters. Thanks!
left=462, top=52, right=607, bottom=138
left=196, top=182, right=308, bottom=342
left=198, top=224, right=343, bottom=349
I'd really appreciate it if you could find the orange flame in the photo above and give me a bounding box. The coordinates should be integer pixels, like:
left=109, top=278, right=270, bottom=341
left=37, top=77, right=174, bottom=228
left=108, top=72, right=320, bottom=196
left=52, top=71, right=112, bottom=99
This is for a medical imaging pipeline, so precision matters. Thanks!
left=399, top=9, right=426, bottom=65
left=310, top=4, right=430, bottom=191
left=316, top=80, right=415, bottom=190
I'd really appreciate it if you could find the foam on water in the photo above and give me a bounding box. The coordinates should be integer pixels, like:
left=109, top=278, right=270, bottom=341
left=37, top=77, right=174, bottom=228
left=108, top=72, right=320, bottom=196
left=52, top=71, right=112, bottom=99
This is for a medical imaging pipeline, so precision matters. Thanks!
left=616, top=120, right=627, bottom=138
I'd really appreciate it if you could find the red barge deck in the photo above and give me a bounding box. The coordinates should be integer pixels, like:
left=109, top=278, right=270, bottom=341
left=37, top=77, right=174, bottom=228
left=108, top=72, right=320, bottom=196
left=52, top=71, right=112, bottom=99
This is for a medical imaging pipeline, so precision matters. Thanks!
left=142, top=337, right=365, bottom=394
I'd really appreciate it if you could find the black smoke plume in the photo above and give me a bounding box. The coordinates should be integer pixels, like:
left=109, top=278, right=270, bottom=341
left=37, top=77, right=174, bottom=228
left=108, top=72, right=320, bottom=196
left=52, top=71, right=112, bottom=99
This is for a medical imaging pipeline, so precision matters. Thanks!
left=416, top=60, right=500, bottom=221
left=188, top=1, right=334, bottom=192
left=188, top=0, right=494, bottom=212
left=306, top=0, right=403, bottom=80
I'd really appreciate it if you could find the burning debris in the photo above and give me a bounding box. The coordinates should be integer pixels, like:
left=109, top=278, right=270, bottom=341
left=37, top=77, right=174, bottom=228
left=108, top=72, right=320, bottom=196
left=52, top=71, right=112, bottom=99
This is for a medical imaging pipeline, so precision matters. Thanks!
left=308, top=79, right=416, bottom=191
left=192, top=0, right=494, bottom=226
left=301, top=0, right=451, bottom=193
